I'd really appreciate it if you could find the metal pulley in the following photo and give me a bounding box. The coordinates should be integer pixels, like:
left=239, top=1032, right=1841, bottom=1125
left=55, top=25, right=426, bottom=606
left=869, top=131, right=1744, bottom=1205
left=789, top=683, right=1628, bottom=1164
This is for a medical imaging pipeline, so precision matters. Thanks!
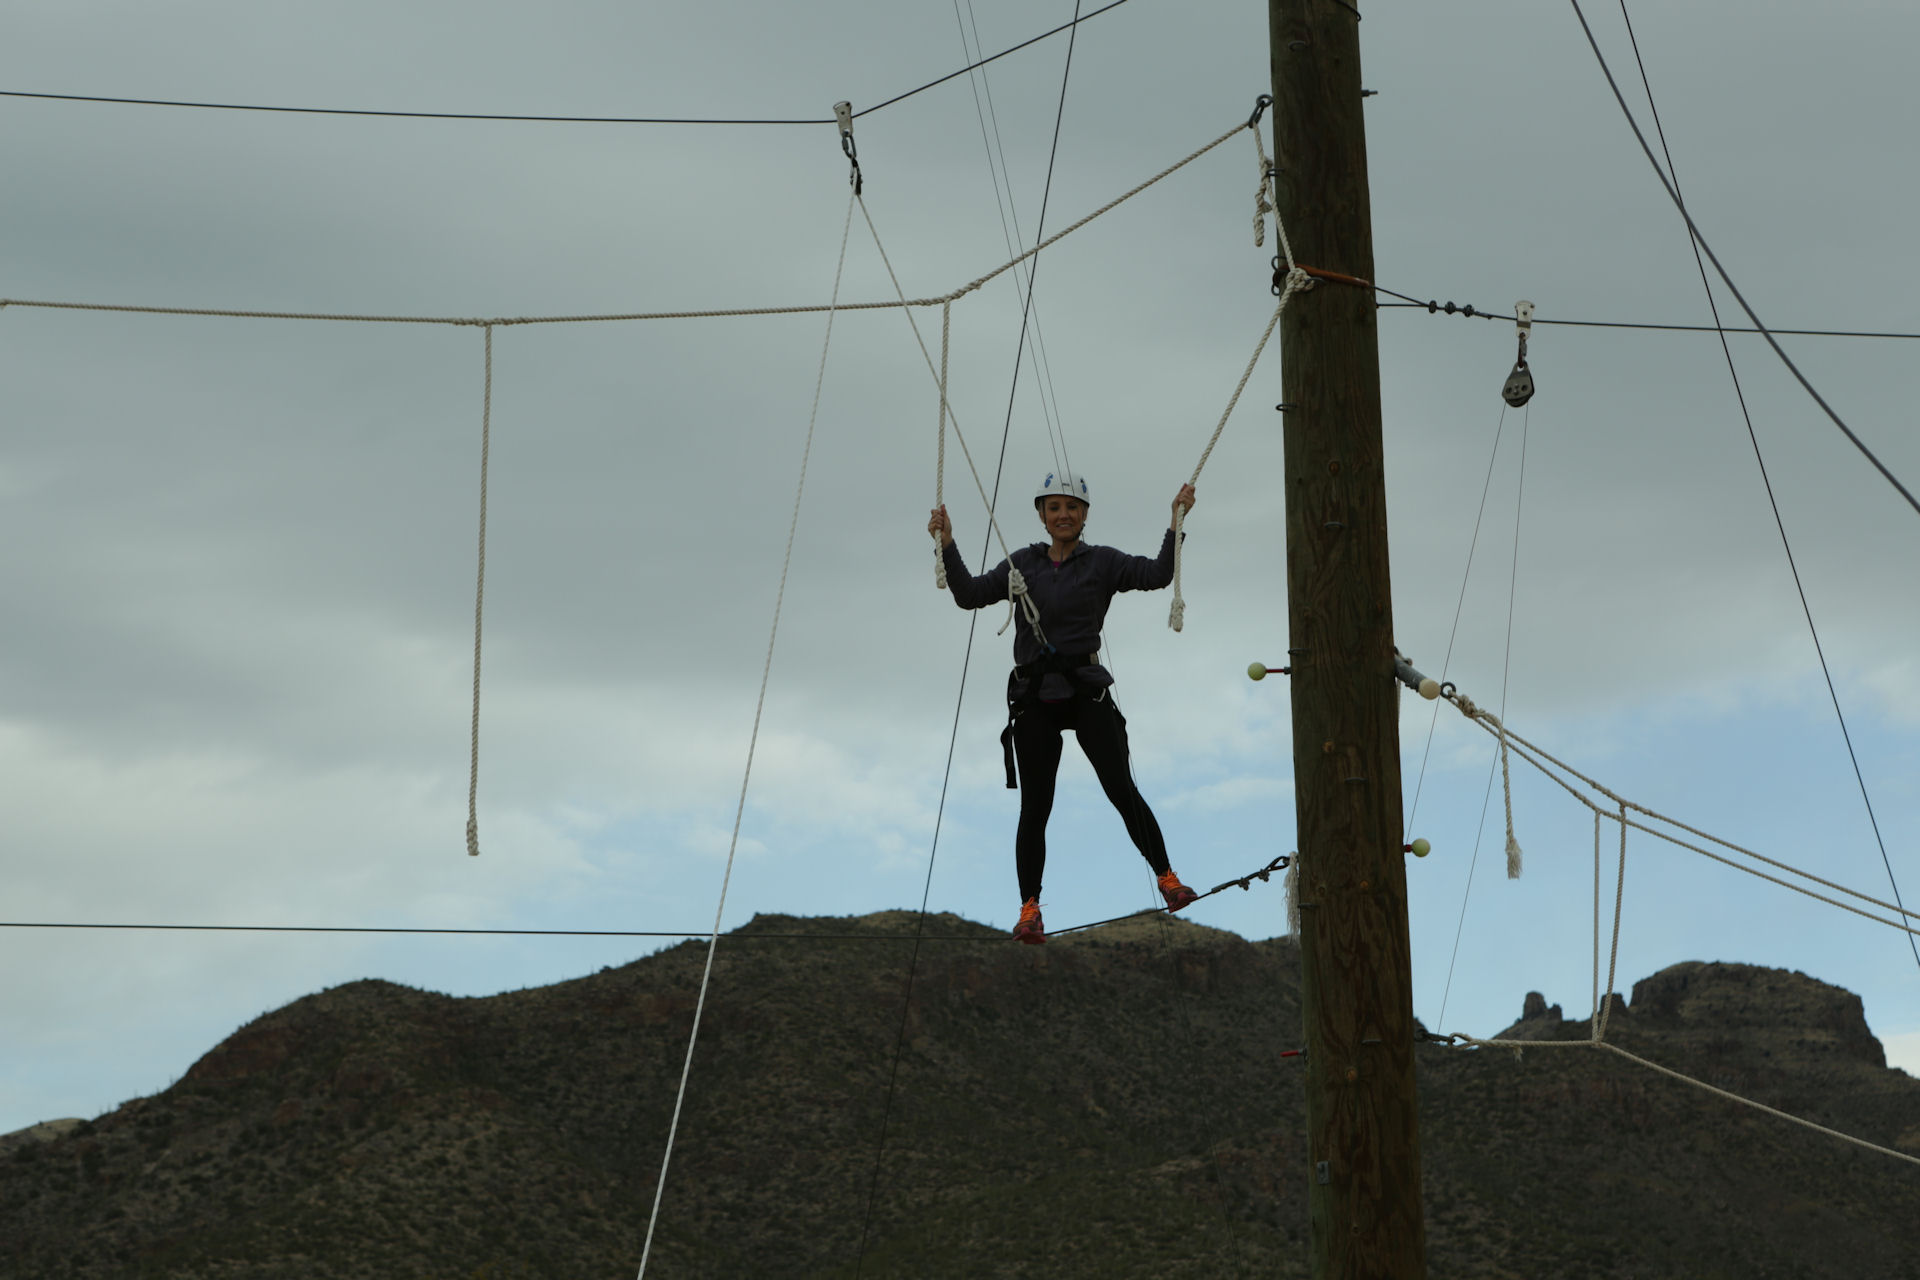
left=833, top=100, right=862, bottom=194
left=1502, top=300, right=1535, bottom=407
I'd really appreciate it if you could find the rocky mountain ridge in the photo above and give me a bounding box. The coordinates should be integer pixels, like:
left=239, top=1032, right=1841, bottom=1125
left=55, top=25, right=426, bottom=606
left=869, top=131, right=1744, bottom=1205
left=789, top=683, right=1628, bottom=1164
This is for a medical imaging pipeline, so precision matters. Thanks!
left=3, top=913, right=1917, bottom=1278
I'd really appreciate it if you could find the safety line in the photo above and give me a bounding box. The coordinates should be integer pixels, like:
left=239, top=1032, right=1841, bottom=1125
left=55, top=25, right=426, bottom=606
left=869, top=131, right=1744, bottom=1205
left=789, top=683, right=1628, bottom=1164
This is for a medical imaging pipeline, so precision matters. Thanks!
left=1497, top=406, right=1530, bottom=881
left=0, top=921, right=1004, bottom=941
left=862, top=196, right=1045, bottom=645
left=634, top=187, right=854, bottom=1280
left=854, top=20, right=1086, bottom=1263
left=1429, top=1033, right=1920, bottom=1170
left=1613, top=0, right=1920, bottom=977
left=464, top=325, right=492, bottom=856
left=0, top=862, right=1290, bottom=944
left=1567, top=0, right=1920, bottom=520
left=0, top=114, right=1246, bottom=334
left=1379, top=300, right=1920, bottom=341
left=953, top=0, right=1078, bottom=498
left=11, top=281, right=1918, bottom=342
left=0, top=0, right=1135, bottom=127
left=1443, top=697, right=1920, bottom=936
left=1404, top=403, right=1507, bottom=838
left=1434, top=407, right=1523, bottom=1030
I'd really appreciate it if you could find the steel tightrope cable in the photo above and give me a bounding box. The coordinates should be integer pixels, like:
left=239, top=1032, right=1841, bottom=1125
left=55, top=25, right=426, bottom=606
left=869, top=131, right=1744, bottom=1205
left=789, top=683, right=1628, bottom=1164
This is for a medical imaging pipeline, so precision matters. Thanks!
left=1610, top=0, right=1919, bottom=975
left=0, top=860, right=1289, bottom=944
left=0, top=1, right=1135, bottom=128
left=1378, top=299, right=1920, bottom=341
left=1566, top=0, right=1920, bottom=521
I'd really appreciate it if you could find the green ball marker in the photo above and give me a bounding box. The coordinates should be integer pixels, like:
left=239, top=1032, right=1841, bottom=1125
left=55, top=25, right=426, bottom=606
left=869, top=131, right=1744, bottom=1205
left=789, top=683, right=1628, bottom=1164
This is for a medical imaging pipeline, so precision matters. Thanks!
left=1409, top=838, right=1431, bottom=858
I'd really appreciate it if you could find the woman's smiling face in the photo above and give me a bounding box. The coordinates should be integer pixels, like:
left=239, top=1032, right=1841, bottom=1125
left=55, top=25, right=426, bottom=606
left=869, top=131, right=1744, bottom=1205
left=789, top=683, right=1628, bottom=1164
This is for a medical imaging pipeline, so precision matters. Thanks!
left=1038, top=494, right=1087, bottom=543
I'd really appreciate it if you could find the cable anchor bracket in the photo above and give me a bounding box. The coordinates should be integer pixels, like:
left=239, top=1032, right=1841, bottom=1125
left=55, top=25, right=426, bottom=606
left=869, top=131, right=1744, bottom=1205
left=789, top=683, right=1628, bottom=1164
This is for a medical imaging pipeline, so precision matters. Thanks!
left=1502, top=299, right=1536, bottom=407
left=1248, top=94, right=1273, bottom=129
left=1392, top=647, right=1442, bottom=700
left=833, top=100, right=862, bottom=195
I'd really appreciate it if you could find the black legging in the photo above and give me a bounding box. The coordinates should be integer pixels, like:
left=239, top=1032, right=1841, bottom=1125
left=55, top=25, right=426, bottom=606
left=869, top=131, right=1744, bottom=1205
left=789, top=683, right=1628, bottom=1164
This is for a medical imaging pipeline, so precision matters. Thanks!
left=1010, top=690, right=1171, bottom=902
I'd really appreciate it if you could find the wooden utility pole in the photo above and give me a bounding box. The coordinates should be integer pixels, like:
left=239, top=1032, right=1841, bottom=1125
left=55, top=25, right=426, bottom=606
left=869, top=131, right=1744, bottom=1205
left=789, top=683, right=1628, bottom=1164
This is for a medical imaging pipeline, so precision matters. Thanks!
left=1267, top=1, right=1427, bottom=1275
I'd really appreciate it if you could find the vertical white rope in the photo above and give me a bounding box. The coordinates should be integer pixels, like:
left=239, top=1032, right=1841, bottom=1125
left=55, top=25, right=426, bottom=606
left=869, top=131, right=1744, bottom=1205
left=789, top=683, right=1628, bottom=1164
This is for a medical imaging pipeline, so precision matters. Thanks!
left=1597, top=803, right=1629, bottom=1042
left=933, top=300, right=950, bottom=590
left=1252, top=126, right=1275, bottom=248
left=634, top=188, right=857, bottom=1280
left=1169, top=295, right=1289, bottom=631
left=857, top=194, right=1046, bottom=649
left=465, top=324, right=493, bottom=858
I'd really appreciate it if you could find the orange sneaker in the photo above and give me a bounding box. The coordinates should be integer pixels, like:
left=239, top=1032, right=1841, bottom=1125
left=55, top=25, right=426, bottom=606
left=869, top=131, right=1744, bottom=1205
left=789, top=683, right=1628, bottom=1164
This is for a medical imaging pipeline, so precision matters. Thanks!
left=1158, top=870, right=1199, bottom=912
left=1012, top=897, right=1047, bottom=945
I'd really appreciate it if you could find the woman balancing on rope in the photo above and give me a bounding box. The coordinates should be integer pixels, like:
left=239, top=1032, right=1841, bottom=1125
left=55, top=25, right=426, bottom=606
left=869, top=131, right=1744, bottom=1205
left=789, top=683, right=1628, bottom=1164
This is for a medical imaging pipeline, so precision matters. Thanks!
left=928, top=472, right=1201, bottom=945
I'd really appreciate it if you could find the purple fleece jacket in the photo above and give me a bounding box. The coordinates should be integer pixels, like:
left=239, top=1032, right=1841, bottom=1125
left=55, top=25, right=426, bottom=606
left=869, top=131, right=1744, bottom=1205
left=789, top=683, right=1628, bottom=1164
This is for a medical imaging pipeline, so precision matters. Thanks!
left=941, top=529, right=1181, bottom=669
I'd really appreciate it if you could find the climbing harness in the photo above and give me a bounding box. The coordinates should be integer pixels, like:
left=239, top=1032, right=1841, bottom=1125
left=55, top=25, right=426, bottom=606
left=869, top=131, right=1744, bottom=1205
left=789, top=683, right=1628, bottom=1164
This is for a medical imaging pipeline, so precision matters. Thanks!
left=995, top=649, right=1107, bottom=788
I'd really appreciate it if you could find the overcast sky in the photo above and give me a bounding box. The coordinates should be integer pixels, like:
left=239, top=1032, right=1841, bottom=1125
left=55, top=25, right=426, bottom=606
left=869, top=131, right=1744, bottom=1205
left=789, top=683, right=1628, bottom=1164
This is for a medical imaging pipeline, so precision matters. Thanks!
left=3, top=0, right=1918, bottom=1141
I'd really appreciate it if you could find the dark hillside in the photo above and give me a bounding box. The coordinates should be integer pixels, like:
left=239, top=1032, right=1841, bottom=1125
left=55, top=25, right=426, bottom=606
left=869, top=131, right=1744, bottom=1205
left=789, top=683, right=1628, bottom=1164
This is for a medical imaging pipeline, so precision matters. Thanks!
left=2, top=914, right=1916, bottom=1278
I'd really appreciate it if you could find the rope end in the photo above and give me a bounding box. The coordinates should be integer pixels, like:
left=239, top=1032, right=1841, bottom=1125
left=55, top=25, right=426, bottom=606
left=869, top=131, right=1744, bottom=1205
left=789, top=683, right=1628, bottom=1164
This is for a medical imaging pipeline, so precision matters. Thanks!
left=466, top=817, right=480, bottom=857
left=1505, top=834, right=1523, bottom=879
left=1284, top=858, right=1300, bottom=937
left=1168, top=599, right=1185, bottom=632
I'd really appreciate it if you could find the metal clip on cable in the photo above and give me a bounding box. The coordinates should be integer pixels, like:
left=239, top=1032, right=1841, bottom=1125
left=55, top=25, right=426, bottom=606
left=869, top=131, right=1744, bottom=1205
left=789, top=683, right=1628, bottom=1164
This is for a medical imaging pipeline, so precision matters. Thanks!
left=833, top=100, right=861, bottom=194
left=1502, top=299, right=1536, bottom=407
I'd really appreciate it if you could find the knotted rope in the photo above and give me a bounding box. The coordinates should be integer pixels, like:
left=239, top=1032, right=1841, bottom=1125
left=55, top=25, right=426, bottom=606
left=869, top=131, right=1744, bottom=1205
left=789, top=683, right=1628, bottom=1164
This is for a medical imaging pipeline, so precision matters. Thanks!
left=1444, top=691, right=1524, bottom=877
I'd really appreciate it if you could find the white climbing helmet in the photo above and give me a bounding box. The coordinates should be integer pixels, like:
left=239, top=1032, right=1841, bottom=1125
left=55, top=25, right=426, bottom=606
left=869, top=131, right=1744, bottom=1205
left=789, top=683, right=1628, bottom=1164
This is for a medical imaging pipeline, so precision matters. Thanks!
left=1033, top=470, right=1091, bottom=509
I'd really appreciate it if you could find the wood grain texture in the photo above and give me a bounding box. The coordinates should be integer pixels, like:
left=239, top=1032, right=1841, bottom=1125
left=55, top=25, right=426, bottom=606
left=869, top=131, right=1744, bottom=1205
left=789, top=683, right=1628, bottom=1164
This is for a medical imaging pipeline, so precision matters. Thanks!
left=1268, top=0, right=1428, bottom=1274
